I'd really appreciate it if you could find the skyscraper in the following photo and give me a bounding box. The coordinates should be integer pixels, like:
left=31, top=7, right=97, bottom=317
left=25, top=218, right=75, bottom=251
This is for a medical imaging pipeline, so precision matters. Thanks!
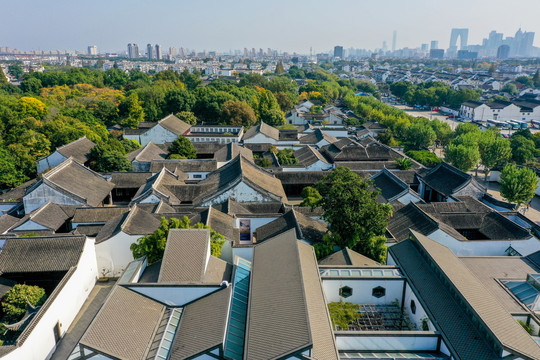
left=155, top=44, right=161, bottom=60
left=87, top=45, right=97, bottom=56
left=169, top=47, right=178, bottom=57
left=392, top=31, right=397, bottom=52
left=430, top=40, right=439, bottom=50
left=147, top=44, right=154, bottom=60
left=127, top=43, right=139, bottom=59
left=449, top=29, right=469, bottom=50
left=334, top=46, right=344, bottom=58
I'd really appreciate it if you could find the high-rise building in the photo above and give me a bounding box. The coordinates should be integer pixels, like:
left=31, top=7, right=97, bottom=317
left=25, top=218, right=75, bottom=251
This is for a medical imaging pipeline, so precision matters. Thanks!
left=497, top=45, right=510, bottom=59
left=449, top=28, right=469, bottom=51
left=180, top=47, right=186, bottom=57
left=147, top=44, right=154, bottom=60
left=421, top=44, right=429, bottom=52
left=430, top=49, right=444, bottom=59
left=155, top=44, right=162, bottom=60
left=267, top=48, right=272, bottom=56
left=127, top=43, right=139, bottom=59
left=430, top=40, right=439, bottom=50
left=392, top=31, right=397, bottom=52
left=87, top=45, right=98, bottom=56
left=169, top=47, right=178, bottom=57
left=334, top=45, right=344, bottom=58
left=243, top=48, right=248, bottom=57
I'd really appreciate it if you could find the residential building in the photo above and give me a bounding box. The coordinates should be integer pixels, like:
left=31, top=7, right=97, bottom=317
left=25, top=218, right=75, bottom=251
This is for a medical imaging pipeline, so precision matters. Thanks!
left=37, top=136, right=96, bottom=174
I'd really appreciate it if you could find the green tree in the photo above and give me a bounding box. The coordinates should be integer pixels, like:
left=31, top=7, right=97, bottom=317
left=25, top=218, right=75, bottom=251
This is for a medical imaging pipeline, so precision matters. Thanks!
left=276, top=148, right=298, bottom=165
left=2, top=284, right=47, bottom=323
left=168, top=136, right=196, bottom=159
left=396, top=157, right=413, bottom=170
left=94, top=151, right=133, bottom=172
left=502, top=83, right=518, bottom=95
left=175, top=111, right=197, bottom=125
left=405, top=122, right=436, bottom=150
left=430, top=119, right=452, bottom=147
left=220, top=100, right=257, bottom=127
left=454, top=122, right=481, bottom=137
left=533, top=70, right=540, bottom=88
left=130, top=216, right=226, bottom=263
left=300, top=186, right=322, bottom=208
left=500, top=164, right=538, bottom=210
left=7, top=65, right=24, bottom=79
left=479, top=136, right=511, bottom=181
left=406, top=150, right=441, bottom=167
left=118, top=93, right=145, bottom=128
left=0, top=147, right=28, bottom=189
left=275, top=61, right=285, bottom=74
left=511, top=135, right=536, bottom=165
left=445, top=143, right=480, bottom=172
left=20, top=77, right=42, bottom=95
left=315, top=167, right=392, bottom=261
left=274, top=92, right=295, bottom=112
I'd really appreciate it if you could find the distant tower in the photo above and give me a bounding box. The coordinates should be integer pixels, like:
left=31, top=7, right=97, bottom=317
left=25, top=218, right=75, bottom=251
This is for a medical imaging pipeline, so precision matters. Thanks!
left=87, top=45, right=97, bottom=56
left=392, top=31, right=397, bottom=52
left=128, top=43, right=139, bottom=59
left=333, top=45, right=344, bottom=58
left=430, top=40, right=439, bottom=50
left=155, top=44, right=162, bottom=60
left=169, top=47, right=178, bottom=57
left=147, top=44, right=154, bottom=60
left=497, top=45, right=510, bottom=59
left=449, top=28, right=469, bottom=50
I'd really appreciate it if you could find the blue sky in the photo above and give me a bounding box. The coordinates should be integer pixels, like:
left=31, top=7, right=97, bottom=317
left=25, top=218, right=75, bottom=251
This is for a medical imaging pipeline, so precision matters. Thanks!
left=2, top=0, right=539, bottom=53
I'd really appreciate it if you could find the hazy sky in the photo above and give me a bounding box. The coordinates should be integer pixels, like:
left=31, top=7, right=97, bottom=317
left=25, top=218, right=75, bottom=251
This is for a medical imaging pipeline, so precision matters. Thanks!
left=2, top=0, right=539, bottom=54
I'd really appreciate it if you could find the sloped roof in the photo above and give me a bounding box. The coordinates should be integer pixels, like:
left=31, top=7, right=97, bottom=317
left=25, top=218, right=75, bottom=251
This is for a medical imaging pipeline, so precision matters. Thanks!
left=255, top=209, right=327, bottom=244
left=107, top=172, right=152, bottom=189
left=318, top=247, right=380, bottom=266
left=95, top=205, right=161, bottom=244
left=80, top=286, right=165, bottom=360
left=421, top=162, right=479, bottom=197
left=214, top=142, right=254, bottom=163
left=9, top=201, right=70, bottom=232
left=293, top=146, right=330, bottom=167
left=149, top=159, right=218, bottom=174
left=127, top=142, right=167, bottom=162
left=194, top=155, right=287, bottom=204
left=0, top=215, right=19, bottom=234
left=398, top=231, right=540, bottom=360
left=158, top=228, right=231, bottom=284
left=52, top=136, right=96, bottom=164
left=243, top=121, right=279, bottom=141
left=245, top=229, right=338, bottom=359
left=214, top=199, right=285, bottom=216
left=71, top=206, right=129, bottom=224
left=169, top=287, right=232, bottom=360
left=299, top=129, right=338, bottom=145
left=370, top=168, right=409, bottom=202
left=0, top=235, right=85, bottom=273
left=158, top=114, right=191, bottom=136
left=131, top=168, right=188, bottom=205
left=30, top=158, right=115, bottom=207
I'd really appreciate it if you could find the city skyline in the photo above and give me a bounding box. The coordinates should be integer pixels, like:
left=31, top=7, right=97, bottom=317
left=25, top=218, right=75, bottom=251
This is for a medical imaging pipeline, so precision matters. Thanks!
left=2, top=0, right=540, bottom=54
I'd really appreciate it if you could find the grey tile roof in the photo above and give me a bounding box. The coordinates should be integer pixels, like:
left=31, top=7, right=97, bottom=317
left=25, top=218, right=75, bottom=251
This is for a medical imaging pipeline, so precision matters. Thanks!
left=0, top=235, right=85, bottom=273
left=293, top=145, right=330, bottom=167
left=460, top=256, right=536, bottom=314
left=71, top=206, right=129, bottom=224
left=243, top=121, right=280, bottom=141
left=53, top=136, right=96, bottom=164
left=214, top=199, right=285, bottom=216
left=95, top=205, right=160, bottom=244
left=213, top=142, right=254, bottom=163
left=107, top=172, right=152, bottom=189
left=0, top=215, right=19, bottom=234
left=149, top=159, right=218, bottom=174
left=255, top=209, right=327, bottom=244
left=158, top=229, right=231, bottom=284
left=420, top=162, right=479, bottom=197
left=245, top=229, right=338, bottom=359
left=127, top=142, right=168, bottom=162
left=0, top=179, right=38, bottom=202
left=194, top=155, right=287, bottom=204
left=80, top=286, right=165, bottom=360
left=299, top=129, right=338, bottom=145
left=34, top=158, right=114, bottom=207
left=169, top=287, right=232, bottom=360
left=396, top=231, right=540, bottom=360
left=158, top=114, right=191, bottom=136
left=131, top=168, right=188, bottom=205
left=318, top=247, right=380, bottom=266
left=9, top=201, right=70, bottom=232
left=389, top=237, right=496, bottom=360
left=370, top=168, right=409, bottom=202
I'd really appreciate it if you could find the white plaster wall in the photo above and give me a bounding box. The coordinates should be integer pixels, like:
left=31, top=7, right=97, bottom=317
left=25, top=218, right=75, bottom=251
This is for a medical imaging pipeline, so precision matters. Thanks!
left=128, top=286, right=221, bottom=306
left=11, top=220, right=49, bottom=232
left=234, top=216, right=277, bottom=241
left=428, top=229, right=540, bottom=256
left=123, top=134, right=141, bottom=144
left=397, top=193, right=422, bottom=204
left=403, top=283, right=434, bottom=331
left=321, top=279, right=405, bottom=305
left=95, top=232, right=141, bottom=277
left=202, top=182, right=278, bottom=206
left=37, top=152, right=67, bottom=175
left=24, top=183, right=84, bottom=213
left=2, top=239, right=97, bottom=360
left=138, top=194, right=162, bottom=204
left=335, top=334, right=439, bottom=352
left=140, top=125, right=177, bottom=146
left=243, top=133, right=277, bottom=144
left=187, top=172, right=209, bottom=180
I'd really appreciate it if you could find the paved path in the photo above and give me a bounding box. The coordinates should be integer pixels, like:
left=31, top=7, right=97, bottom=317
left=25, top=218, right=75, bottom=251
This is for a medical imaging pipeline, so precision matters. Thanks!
left=483, top=180, right=540, bottom=224
left=50, top=281, right=115, bottom=360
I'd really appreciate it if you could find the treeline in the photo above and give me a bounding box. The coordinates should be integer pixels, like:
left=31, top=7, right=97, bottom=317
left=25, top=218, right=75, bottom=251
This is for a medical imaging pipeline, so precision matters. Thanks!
left=389, top=81, right=481, bottom=108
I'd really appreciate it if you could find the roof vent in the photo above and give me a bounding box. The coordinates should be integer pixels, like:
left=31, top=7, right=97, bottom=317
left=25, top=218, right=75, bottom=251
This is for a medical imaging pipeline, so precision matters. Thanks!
left=220, top=280, right=230, bottom=288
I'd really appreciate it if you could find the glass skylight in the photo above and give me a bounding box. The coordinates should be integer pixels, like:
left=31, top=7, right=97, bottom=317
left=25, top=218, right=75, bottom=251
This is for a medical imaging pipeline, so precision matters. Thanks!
left=340, top=352, right=449, bottom=359
left=502, top=274, right=540, bottom=311
left=224, top=257, right=251, bottom=360
left=320, top=268, right=402, bottom=278
left=156, top=308, right=183, bottom=360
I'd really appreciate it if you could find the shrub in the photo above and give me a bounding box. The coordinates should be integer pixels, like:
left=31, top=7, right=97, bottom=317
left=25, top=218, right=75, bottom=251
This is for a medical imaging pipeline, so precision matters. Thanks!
left=406, top=150, right=441, bottom=167
left=2, top=284, right=47, bottom=323
left=328, top=300, right=361, bottom=330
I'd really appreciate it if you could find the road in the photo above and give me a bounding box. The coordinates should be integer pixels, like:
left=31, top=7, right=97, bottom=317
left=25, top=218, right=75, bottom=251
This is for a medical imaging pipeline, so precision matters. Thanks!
left=392, top=104, right=461, bottom=130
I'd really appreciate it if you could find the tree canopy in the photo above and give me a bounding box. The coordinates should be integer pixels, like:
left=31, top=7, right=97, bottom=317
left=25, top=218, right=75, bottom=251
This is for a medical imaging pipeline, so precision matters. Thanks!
left=500, top=164, right=538, bottom=209
left=168, top=136, right=197, bottom=159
